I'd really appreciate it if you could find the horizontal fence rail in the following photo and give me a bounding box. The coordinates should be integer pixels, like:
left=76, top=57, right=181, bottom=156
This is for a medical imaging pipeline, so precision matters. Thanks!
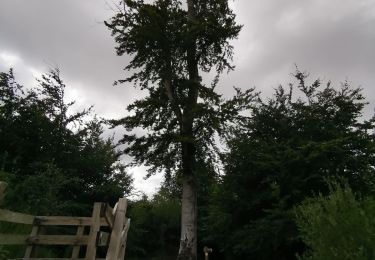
left=0, top=210, right=110, bottom=227
left=0, top=209, right=34, bottom=224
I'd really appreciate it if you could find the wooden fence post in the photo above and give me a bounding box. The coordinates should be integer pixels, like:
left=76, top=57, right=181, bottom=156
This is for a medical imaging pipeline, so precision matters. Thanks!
left=71, top=225, right=84, bottom=258
left=106, top=198, right=127, bottom=260
left=0, top=181, right=7, bottom=203
left=23, top=225, right=40, bottom=258
left=203, top=246, right=213, bottom=260
left=118, top=218, right=131, bottom=260
left=85, top=202, right=102, bottom=260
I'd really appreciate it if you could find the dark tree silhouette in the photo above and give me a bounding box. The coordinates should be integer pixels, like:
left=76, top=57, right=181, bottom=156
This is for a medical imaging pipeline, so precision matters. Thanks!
left=105, top=0, right=255, bottom=258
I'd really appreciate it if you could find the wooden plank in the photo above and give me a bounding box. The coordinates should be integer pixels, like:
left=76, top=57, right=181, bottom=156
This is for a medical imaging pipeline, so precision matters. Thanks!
left=26, top=235, right=89, bottom=245
left=118, top=218, right=131, bottom=260
left=33, top=216, right=108, bottom=226
left=85, top=202, right=102, bottom=260
left=106, top=198, right=127, bottom=260
left=0, top=209, right=34, bottom=224
left=71, top=225, right=84, bottom=258
left=0, top=233, right=28, bottom=244
left=112, top=203, right=118, bottom=215
left=104, top=204, right=114, bottom=229
left=24, top=225, right=39, bottom=257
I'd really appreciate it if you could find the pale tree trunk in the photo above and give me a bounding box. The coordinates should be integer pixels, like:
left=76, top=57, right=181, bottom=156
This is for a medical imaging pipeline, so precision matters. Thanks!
left=178, top=0, right=199, bottom=259
left=178, top=168, right=197, bottom=260
left=178, top=116, right=197, bottom=260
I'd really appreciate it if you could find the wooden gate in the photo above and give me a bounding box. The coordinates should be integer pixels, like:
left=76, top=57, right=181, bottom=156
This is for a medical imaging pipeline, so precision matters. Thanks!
left=0, top=183, right=130, bottom=260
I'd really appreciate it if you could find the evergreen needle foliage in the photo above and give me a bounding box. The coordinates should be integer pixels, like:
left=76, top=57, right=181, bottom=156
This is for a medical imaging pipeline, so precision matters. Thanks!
left=105, top=1, right=254, bottom=258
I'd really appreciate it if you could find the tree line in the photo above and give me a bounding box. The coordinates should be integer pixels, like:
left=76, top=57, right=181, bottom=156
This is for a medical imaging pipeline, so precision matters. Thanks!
left=0, top=68, right=133, bottom=258
left=1, top=60, right=375, bottom=260
left=124, top=71, right=375, bottom=260
left=105, top=0, right=375, bottom=259
left=0, top=68, right=133, bottom=216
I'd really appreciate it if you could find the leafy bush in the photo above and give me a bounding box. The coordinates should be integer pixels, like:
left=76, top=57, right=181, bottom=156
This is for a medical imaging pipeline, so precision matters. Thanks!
left=295, top=182, right=375, bottom=260
left=126, top=191, right=180, bottom=260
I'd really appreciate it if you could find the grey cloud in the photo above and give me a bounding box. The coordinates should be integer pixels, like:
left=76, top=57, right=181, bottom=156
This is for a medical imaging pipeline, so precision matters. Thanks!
left=0, top=0, right=140, bottom=115
left=219, top=0, right=375, bottom=111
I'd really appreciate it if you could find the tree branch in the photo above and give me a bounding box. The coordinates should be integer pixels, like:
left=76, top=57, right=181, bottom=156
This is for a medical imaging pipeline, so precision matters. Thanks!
left=163, top=79, right=183, bottom=125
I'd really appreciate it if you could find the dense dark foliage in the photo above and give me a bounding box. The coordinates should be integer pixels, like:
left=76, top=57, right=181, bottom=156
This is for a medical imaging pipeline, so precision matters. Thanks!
left=205, top=71, right=375, bottom=259
left=0, top=68, right=132, bottom=216
left=126, top=189, right=180, bottom=260
left=105, top=0, right=247, bottom=177
left=2, top=65, right=375, bottom=259
left=124, top=71, right=375, bottom=260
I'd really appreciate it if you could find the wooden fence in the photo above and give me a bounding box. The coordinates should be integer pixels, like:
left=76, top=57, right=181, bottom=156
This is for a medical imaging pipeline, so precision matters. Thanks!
left=0, top=182, right=130, bottom=259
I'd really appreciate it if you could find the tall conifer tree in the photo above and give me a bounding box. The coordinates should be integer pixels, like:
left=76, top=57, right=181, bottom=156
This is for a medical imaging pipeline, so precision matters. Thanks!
left=105, top=1, right=254, bottom=258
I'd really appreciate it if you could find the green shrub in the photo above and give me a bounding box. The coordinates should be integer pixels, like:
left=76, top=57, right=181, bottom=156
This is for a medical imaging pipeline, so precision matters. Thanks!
left=295, top=182, right=375, bottom=260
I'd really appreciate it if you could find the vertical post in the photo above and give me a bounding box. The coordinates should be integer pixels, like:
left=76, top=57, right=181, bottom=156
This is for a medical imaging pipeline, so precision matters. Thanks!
left=0, top=182, right=7, bottom=204
left=24, top=225, right=39, bottom=258
left=72, top=225, right=84, bottom=258
left=106, top=198, right=127, bottom=260
left=85, top=202, right=102, bottom=260
left=118, top=218, right=131, bottom=260
left=203, top=246, right=212, bottom=260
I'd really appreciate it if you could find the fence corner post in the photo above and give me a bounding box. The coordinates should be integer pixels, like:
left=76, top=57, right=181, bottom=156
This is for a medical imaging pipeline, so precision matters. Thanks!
left=106, top=198, right=127, bottom=260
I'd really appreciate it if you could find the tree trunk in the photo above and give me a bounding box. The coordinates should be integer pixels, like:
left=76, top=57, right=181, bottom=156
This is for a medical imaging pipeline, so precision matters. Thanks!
left=178, top=0, right=199, bottom=259
left=178, top=115, right=197, bottom=260
left=178, top=165, right=197, bottom=260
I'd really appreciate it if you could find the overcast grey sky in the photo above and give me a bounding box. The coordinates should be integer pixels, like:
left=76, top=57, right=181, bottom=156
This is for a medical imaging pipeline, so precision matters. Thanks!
left=1, top=0, right=374, bottom=196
